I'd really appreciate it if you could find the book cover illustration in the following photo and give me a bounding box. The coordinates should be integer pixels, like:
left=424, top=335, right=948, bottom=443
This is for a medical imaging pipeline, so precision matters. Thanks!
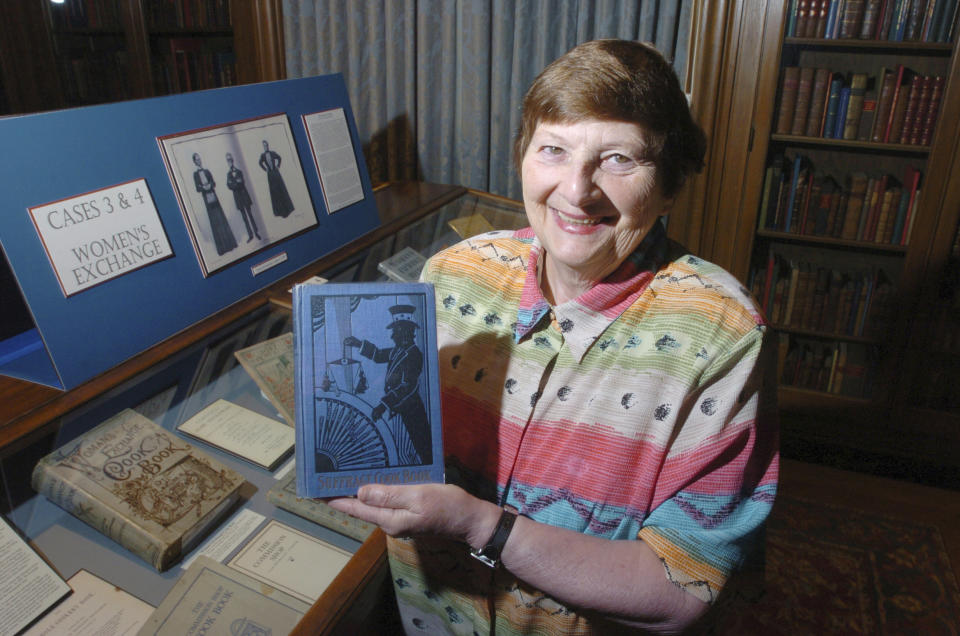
left=293, top=282, right=444, bottom=497
left=31, top=409, right=245, bottom=571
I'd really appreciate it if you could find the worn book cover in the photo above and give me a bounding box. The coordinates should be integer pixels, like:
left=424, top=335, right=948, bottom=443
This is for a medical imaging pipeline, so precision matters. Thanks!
left=137, top=555, right=309, bottom=635
left=293, top=282, right=444, bottom=497
left=31, top=409, right=245, bottom=571
left=234, top=332, right=296, bottom=426
left=267, top=470, right=375, bottom=541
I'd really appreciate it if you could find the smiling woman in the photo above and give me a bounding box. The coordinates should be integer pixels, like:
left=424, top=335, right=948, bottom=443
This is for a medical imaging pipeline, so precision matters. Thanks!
left=329, top=39, right=779, bottom=635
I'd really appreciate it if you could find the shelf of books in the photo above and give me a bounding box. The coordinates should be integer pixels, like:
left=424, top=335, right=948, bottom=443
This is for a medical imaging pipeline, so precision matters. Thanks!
left=42, top=0, right=238, bottom=106
left=752, top=0, right=958, bottom=406
left=146, top=0, right=237, bottom=96
left=46, top=0, right=131, bottom=107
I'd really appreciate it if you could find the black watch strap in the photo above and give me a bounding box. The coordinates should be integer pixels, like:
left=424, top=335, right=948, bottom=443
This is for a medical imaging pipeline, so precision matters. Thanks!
left=470, top=508, right=517, bottom=568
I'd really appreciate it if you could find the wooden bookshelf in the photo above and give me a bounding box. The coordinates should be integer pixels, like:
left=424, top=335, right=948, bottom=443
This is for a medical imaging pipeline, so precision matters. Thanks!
left=0, top=0, right=285, bottom=115
left=702, top=0, right=960, bottom=469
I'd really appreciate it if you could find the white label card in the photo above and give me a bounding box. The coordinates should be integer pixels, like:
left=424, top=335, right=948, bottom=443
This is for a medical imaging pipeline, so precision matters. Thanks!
left=28, top=178, right=171, bottom=297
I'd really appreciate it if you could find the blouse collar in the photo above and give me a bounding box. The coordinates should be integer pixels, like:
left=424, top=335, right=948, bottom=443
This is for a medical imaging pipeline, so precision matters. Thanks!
left=514, top=221, right=668, bottom=361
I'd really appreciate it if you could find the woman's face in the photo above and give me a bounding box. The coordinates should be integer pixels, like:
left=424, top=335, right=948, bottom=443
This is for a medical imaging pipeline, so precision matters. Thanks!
left=521, top=119, right=672, bottom=293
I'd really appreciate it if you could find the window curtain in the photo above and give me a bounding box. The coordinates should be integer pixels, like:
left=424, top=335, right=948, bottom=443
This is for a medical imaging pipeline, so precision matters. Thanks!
left=283, top=0, right=693, bottom=201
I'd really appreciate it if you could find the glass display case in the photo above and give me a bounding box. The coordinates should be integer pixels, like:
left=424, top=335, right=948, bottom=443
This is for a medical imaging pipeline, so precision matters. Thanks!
left=0, top=182, right=526, bottom=634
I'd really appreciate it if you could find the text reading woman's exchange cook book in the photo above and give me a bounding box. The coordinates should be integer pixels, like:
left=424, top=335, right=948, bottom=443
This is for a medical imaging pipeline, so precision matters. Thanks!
left=292, top=281, right=444, bottom=497
left=31, top=409, right=245, bottom=571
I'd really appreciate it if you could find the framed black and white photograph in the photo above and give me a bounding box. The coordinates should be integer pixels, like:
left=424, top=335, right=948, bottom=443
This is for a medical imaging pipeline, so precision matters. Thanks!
left=158, top=113, right=318, bottom=276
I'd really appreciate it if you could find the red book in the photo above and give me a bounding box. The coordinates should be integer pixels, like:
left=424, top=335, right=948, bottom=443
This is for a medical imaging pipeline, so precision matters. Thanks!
left=907, top=75, right=934, bottom=144
left=776, top=67, right=801, bottom=134
left=894, top=74, right=924, bottom=143
left=882, top=65, right=912, bottom=142
left=920, top=75, right=945, bottom=146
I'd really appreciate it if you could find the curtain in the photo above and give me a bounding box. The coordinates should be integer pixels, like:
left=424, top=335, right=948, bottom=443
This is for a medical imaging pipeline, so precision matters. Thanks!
left=283, top=0, right=693, bottom=201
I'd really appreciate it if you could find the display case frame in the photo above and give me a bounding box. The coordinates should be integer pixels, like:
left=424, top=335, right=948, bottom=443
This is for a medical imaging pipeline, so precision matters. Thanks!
left=0, top=181, right=527, bottom=634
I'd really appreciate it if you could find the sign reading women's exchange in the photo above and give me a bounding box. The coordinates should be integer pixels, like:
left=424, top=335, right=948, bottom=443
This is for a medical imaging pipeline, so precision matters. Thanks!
left=28, top=178, right=172, bottom=297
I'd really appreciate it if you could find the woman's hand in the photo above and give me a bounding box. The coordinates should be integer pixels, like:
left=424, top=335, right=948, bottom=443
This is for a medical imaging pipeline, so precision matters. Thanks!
left=327, top=483, right=501, bottom=549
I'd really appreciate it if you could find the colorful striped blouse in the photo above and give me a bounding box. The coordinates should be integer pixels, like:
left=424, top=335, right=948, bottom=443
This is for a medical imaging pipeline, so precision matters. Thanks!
left=386, top=222, right=779, bottom=635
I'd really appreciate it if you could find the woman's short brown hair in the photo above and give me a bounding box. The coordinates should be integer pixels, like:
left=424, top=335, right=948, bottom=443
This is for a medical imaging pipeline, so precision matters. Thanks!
left=513, top=39, right=706, bottom=199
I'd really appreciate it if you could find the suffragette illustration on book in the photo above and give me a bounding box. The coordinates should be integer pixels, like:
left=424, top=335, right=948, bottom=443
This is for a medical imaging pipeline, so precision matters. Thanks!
left=293, top=282, right=444, bottom=498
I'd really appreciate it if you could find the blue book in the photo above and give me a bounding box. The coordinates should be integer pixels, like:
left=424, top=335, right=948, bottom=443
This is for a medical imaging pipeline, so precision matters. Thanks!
left=787, top=0, right=800, bottom=36
left=833, top=86, right=852, bottom=138
left=822, top=76, right=844, bottom=137
left=784, top=155, right=805, bottom=232
left=891, top=0, right=909, bottom=40
left=825, top=0, right=841, bottom=38
left=293, top=281, right=445, bottom=497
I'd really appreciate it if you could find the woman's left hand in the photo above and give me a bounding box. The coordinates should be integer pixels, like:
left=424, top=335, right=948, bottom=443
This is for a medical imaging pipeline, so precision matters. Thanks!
left=327, top=483, right=500, bottom=548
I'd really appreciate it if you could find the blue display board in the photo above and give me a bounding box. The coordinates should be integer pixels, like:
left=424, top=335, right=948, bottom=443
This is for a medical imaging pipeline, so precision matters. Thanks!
left=0, top=75, right=379, bottom=390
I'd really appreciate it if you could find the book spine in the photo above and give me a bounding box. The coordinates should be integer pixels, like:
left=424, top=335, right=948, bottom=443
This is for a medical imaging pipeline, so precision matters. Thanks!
left=840, top=0, right=867, bottom=37
left=877, top=0, right=896, bottom=37
left=805, top=68, right=833, bottom=136
left=890, top=0, right=910, bottom=39
left=905, top=0, right=927, bottom=38
left=882, top=65, right=908, bottom=142
left=776, top=67, right=801, bottom=134
left=843, top=73, right=869, bottom=139
left=835, top=0, right=850, bottom=36
left=813, top=0, right=832, bottom=39
left=897, top=74, right=924, bottom=143
left=785, top=156, right=804, bottom=231
left=826, top=0, right=842, bottom=35
left=920, top=75, right=944, bottom=145
left=823, top=76, right=845, bottom=136
left=791, top=67, right=817, bottom=135
left=796, top=0, right=811, bottom=36
left=871, top=68, right=896, bottom=141
left=861, top=0, right=884, bottom=36
left=833, top=86, right=852, bottom=138
left=906, top=75, right=933, bottom=143
left=31, top=458, right=173, bottom=570
left=787, top=0, right=801, bottom=36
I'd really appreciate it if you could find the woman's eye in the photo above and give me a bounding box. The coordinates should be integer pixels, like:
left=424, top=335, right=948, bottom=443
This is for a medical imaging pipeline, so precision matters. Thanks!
left=600, top=154, right=638, bottom=172
left=540, top=145, right=564, bottom=156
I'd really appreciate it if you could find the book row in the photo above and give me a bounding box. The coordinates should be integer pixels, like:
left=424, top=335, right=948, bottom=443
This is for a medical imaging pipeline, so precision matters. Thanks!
left=751, top=251, right=895, bottom=338
left=145, top=0, right=232, bottom=30
left=152, top=42, right=237, bottom=95
left=786, top=0, right=959, bottom=42
left=50, top=0, right=122, bottom=30
left=57, top=49, right=131, bottom=107
left=775, top=64, right=944, bottom=146
left=779, top=334, right=875, bottom=398
left=758, top=153, right=921, bottom=245
left=49, top=0, right=232, bottom=32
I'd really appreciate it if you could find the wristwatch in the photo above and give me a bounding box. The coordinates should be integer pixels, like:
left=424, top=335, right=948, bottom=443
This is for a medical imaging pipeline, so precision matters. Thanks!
left=470, top=508, right=517, bottom=568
